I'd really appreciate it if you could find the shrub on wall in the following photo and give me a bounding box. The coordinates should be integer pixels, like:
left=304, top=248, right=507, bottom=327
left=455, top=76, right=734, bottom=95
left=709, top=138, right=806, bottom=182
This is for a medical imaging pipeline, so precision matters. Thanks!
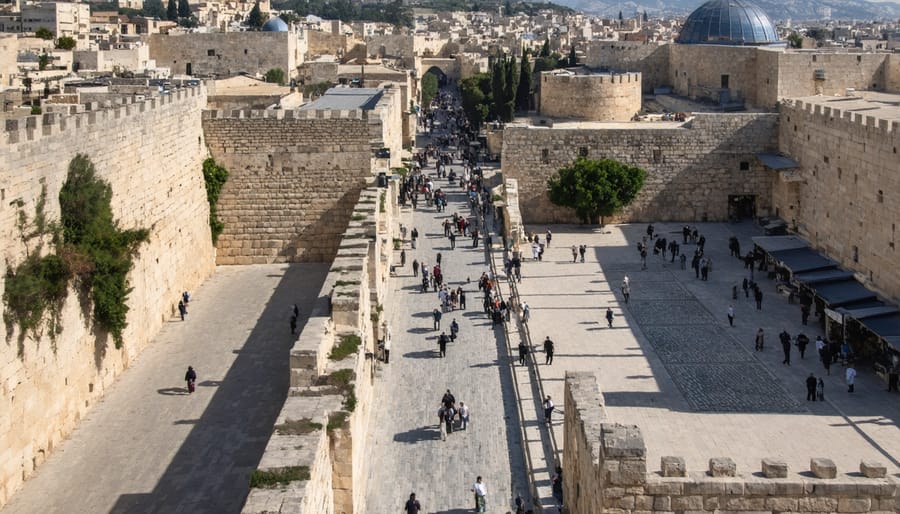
left=202, top=157, right=229, bottom=244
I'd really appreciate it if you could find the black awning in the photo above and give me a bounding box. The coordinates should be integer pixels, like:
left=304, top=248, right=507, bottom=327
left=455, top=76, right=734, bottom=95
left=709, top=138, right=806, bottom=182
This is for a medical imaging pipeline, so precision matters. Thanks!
left=839, top=304, right=899, bottom=319
left=793, top=269, right=855, bottom=285
left=757, top=153, right=800, bottom=169
left=859, top=314, right=900, bottom=339
left=811, top=280, right=877, bottom=308
left=770, top=247, right=838, bottom=274
left=752, top=235, right=808, bottom=253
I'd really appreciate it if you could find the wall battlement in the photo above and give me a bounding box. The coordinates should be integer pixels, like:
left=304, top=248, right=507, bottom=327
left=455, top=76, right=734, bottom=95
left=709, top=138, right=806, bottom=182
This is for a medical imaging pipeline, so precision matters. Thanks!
left=4, top=86, right=204, bottom=146
left=564, top=372, right=899, bottom=514
left=201, top=107, right=372, bottom=121
left=782, top=98, right=900, bottom=134
left=544, top=71, right=641, bottom=84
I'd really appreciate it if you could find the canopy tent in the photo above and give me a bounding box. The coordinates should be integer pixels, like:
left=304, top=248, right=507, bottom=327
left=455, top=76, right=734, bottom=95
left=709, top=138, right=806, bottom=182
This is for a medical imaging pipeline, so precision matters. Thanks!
left=792, top=269, right=855, bottom=286
left=757, top=153, right=800, bottom=169
left=769, top=247, right=839, bottom=274
left=811, top=280, right=877, bottom=308
left=752, top=235, right=809, bottom=253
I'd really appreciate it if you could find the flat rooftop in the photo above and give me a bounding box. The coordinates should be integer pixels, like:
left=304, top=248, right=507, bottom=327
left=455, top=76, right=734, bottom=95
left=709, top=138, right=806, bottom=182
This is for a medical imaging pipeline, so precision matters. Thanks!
left=299, top=87, right=383, bottom=110
left=791, top=91, right=900, bottom=122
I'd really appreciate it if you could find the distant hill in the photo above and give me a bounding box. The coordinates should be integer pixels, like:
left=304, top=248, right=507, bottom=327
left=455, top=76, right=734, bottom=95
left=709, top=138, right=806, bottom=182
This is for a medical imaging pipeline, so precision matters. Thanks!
left=561, top=0, right=900, bottom=21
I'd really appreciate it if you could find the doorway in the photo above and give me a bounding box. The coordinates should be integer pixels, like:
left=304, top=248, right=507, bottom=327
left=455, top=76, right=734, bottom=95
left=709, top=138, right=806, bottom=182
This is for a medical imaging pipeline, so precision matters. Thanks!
left=186, top=62, right=192, bottom=76
left=728, top=194, right=756, bottom=221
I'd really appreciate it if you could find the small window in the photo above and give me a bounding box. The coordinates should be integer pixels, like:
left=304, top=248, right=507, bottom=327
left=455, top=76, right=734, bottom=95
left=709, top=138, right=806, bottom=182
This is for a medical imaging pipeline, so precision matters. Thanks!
left=739, top=161, right=749, bottom=171
left=652, top=149, right=662, bottom=163
left=207, top=49, right=215, bottom=56
left=812, top=55, right=817, bottom=62
left=823, top=155, right=829, bottom=164
left=852, top=246, right=859, bottom=263
left=721, top=74, right=729, bottom=88
left=837, top=168, right=842, bottom=179
left=541, top=149, right=549, bottom=164
left=878, top=190, right=884, bottom=203
left=244, top=49, right=248, bottom=55
left=578, top=147, right=588, bottom=157
left=794, top=125, right=797, bottom=132
left=857, top=55, right=862, bottom=63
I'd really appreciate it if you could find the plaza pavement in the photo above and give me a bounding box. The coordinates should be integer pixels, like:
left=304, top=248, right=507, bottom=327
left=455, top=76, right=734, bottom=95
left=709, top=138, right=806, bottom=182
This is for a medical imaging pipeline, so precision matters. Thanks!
left=514, top=220, right=900, bottom=488
left=362, top=160, right=531, bottom=513
left=0, top=263, right=328, bottom=514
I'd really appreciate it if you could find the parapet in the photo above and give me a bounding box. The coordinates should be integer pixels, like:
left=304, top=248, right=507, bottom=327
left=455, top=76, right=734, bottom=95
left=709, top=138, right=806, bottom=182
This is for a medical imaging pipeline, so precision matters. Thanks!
left=201, top=107, right=368, bottom=121
left=781, top=97, right=900, bottom=135
left=4, top=86, right=205, bottom=146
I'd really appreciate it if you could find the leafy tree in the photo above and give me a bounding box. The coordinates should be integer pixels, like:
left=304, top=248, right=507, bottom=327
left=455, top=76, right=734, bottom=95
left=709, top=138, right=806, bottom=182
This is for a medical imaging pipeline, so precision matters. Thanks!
left=142, top=0, right=166, bottom=18
left=533, top=54, right=560, bottom=74
left=279, top=11, right=299, bottom=25
left=55, top=36, right=76, bottom=50
left=567, top=46, right=576, bottom=66
left=178, top=15, right=199, bottom=27
left=264, top=68, right=286, bottom=85
left=539, top=38, right=550, bottom=57
left=504, top=0, right=512, bottom=14
left=178, top=0, right=191, bottom=18
left=420, top=71, right=439, bottom=110
left=787, top=32, right=803, bottom=48
left=515, top=47, right=532, bottom=111
left=547, top=158, right=646, bottom=226
left=460, top=73, right=491, bottom=129
left=166, top=0, right=177, bottom=21
left=35, top=27, right=54, bottom=39
left=642, top=10, right=648, bottom=22
left=248, top=2, right=264, bottom=28
left=618, top=10, right=623, bottom=21
left=503, top=53, right=517, bottom=119
left=202, top=158, right=229, bottom=244
left=38, top=54, right=50, bottom=71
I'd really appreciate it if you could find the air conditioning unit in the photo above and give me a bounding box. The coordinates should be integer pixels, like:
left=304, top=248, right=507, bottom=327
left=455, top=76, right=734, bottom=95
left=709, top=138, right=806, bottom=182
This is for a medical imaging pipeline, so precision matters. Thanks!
left=814, top=69, right=826, bottom=80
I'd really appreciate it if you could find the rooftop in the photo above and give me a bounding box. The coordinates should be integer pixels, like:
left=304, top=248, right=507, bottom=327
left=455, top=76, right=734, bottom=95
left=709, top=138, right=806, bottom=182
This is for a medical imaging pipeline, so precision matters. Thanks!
left=299, top=87, right=384, bottom=110
left=789, top=91, right=900, bottom=123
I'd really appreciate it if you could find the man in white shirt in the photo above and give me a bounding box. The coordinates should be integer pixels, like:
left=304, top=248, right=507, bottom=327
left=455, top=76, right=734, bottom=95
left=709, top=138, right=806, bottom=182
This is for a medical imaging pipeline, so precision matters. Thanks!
left=846, top=365, right=857, bottom=393
left=471, top=476, right=487, bottom=513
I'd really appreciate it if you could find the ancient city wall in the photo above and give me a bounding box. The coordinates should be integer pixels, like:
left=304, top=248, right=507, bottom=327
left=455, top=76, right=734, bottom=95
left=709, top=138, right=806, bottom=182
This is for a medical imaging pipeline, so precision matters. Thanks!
left=202, top=109, right=375, bottom=264
left=564, top=372, right=899, bottom=514
left=149, top=32, right=299, bottom=78
left=307, top=30, right=347, bottom=58
left=585, top=41, right=669, bottom=93
left=773, top=52, right=891, bottom=102
left=888, top=54, right=900, bottom=92
left=669, top=45, right=763, bottom=107
left=539, top=72, right=641, bottom=121
left=776, top=99, right=900, bottom=302
left=242, top=185, right=397, bottom=514
left=501, top=113, right=778, bottom=224
left=0, top=87, right=216, bottom=508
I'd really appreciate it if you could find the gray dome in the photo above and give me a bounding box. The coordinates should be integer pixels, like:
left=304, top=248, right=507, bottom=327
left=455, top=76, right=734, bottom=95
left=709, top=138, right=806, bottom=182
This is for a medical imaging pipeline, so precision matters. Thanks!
left=677, top=0, right=781, bottom=45
left=261, top=17, right=289, bottom=32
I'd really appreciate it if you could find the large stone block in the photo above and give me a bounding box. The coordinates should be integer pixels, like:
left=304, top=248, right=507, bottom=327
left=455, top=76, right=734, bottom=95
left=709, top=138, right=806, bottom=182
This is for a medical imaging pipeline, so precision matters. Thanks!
left=762, top=458, right=788, bottom=478
left=859, top=460, right=887, bottom=478
left=661, top=456, right=686, bottom=477
left=837, top=498, right=871, bottom=513
left=798, top=497, right=838, bottom=512
left=810, top=458, right=837, bottom=479
left=708, top=457, right=736, bottom=477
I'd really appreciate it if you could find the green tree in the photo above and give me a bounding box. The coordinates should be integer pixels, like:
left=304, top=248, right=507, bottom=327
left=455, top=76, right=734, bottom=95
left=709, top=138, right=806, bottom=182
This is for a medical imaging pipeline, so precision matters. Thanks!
left=202, top=158, right=229, bottom=244
left=515, top=47, right=532, bottom=111
left=420, top=71, right=439, bottom=110
left=142, top=0, right=165, bottom=18
left=55, top=36, right=76, bottom=50
left=502, top=53, right=517, bottom=120
left=547, top=158, right=646, bottom=226
left=166, top=0, right=177, bottom=20
left=642, top=10, right=648, bottom=22
left=490, top=54, right=507, bottom=121
left=35, top=27, right=54, bottom=39
left=247, top=1, right=264, bottom=28
left=38, top=54, right=50, bottom=71
left=460, top=73, right=491, bottom=129
left=264, top=68, right=286, bottom=85
left=178, top=0, right=191, bottom=18
left=567, top=45, right=577, bottom=66
left=539, top=38, right=550, bottom=57
left=787, top=32, right=803, bottom=48
left=618, top=10, right=623, bottom=21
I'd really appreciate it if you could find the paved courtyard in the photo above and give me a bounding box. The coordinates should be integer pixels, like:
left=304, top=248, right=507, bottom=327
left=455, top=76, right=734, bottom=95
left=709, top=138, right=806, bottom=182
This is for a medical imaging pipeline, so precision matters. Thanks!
left=1, top=264, right=328, bottom=514
left=515, top=221, right=900, bottom=478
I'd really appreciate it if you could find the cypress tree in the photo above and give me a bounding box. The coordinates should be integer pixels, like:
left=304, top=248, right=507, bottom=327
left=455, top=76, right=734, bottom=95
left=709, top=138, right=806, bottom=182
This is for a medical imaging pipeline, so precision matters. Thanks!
left=177, top=0, right=190, bottom=18
left=540, top=38, right=550, bottom=57
left=166, top=0, right=177, bottom=21
left=503, top=54, right=517, bottom=121
left=515, top=47, right=532, bottom=112
left=490, top=55, right=506, bottom=122
left=568, top=46, right=577, bottom=66
left=248, top=2, right=264, bottom=29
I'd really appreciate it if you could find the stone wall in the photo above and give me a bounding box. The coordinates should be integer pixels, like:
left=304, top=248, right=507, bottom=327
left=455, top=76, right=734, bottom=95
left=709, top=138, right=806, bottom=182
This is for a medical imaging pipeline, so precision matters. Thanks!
left=564, top=372, right=900, bottom=514
left=0, top=87, right=216, bottom=508
left=777, top=98, right=900, bottom=302
left=668, top=45, right=761, bottom=107
left=242, top=185, right=397, bottom=514
left=307, top=30, right=347, bottom=59
left=201, top=88, right=402, bottom=265
left=539, top=71, right=641, bottom=121
left=148, top=31, right=302, bottom=78
left=501, top=113, right=778, bottom=224
left=585, top=41, right=669, bottom=93
left=771, top=52, right=891, bottom=102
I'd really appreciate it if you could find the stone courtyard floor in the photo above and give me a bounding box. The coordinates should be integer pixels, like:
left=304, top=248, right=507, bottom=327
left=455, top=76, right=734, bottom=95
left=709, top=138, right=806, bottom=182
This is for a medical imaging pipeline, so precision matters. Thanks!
left=0, top=263, right=328, bottom=514
left=516, top=220, right=900, bottom=485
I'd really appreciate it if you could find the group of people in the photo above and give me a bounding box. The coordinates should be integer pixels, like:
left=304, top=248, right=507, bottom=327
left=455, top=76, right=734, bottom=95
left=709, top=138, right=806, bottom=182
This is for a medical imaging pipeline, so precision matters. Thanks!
left=437, top=389, right=470, bottom=439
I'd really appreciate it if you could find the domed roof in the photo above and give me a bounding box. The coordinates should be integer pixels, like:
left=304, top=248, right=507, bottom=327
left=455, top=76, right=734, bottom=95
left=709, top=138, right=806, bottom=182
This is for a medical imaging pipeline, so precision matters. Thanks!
left=677, top=0, right=781, bottom=46
left=261, top=17, right=289, bottom=32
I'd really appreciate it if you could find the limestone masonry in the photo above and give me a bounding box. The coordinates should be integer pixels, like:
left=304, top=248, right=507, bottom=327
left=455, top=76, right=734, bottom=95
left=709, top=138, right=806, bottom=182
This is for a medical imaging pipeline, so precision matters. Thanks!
left=539, top=71, right=641, bottom=121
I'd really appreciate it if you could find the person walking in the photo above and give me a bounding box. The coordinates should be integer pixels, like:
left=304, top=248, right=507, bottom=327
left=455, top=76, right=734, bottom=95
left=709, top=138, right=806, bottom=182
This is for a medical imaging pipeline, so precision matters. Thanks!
left=433, top=308, right=442, bottom=330
left=404, top=493, right=421, bottom=513
left=459, top=402, right=470, bottom=430
left=544, top=336, right=554, bottom=365
left=522, top=302, right=530, bottom=323
left=571, top=245, right=577, bottom=263
left=796, top=333, right=809, bottom=359
left=292, top=303, right=299, bottom=319
left=606, top=307, right=614, bottom=328
left=755, top=328, right=765, bottom=351
left=543, top=395, right=555, bottom=425
left=438, top=332, right=448, bottom=358
left=727, top=305, right=735, bottom=327
left=806, top=373, right=817, bottom=401
left=400, top=249, right=406, bottom=267
left=780, top=330, right=792, bottom=365
left=518, top=341, right=529, bottom=365
left=846, top=364, right=857, bottom=393
left=412, top=259, right=419, bottom=277
left=444, top=403, right=456, bottom=435
left=754, top=288, right=763, bottom=310
left=290, top=315, right=297, bottom=335
left=546, top=229, right=552, bottom=247
left=383, top=324, right=392, bottom=364
left=459, top=289, right=466, bottom=310
left=817, top=377, right=825, bottom=400
left=579, top=244, right=586, bottom=262
left=471, top=477, right=488, bottom=513
left=185, top=366, right=197, bottom=394
left=438, top=405, right=447, bottom=441
left=178, top=299, right=187, bottom=321
left=621, top=280, right=631, bottom=304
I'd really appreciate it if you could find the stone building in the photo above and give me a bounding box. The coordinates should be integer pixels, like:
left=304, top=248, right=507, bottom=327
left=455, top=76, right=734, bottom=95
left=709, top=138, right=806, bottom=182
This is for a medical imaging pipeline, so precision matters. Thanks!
left=538, top=70, right=641, bottom=121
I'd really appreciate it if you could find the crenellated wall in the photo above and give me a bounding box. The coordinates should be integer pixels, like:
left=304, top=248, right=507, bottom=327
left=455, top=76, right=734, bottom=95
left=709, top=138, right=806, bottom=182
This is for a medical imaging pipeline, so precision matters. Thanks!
left=564, top=372, right=900, bottom=514
left=501, top=113, right=778, bottom=224
left=539, top=71, right=641, bottom=121
left=0, top=86, right=216, bottom=508
left=776, top=97, right=900, bottom=302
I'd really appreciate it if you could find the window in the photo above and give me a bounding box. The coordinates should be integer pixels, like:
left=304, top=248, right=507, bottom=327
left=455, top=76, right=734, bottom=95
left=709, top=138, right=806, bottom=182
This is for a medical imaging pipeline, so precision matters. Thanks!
left=541, top=149, right=549, bottom=164
left=244, top=49, right=248, bottom=54
left=739, top=161, right=749, bottom=171
left=720, top=74, right=729, bottom=89
left=652, top=149, right=662, bottom=163
left=837, top=168, right=842, bottom=179
left=823, top=155, right=829, bottom=164
left=852, top=246, right=859, bottom=263
left=578, top=147, right=588, bottom=157
left=207, top=49, right=215, bottom=56
left=878, top=190, right=884, bottom=203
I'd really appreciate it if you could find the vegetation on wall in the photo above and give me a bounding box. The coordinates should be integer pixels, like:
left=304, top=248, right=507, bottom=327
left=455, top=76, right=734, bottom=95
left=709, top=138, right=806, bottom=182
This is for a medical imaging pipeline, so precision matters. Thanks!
left=55, top=36, right=76, bottom=50
left=202, top=157, right=229, bottom=244
left=3, top=155, right=150, bottom=350
left=264, top=68, right=286, bottom=85
left=420, top=71, right=439, bottom=110
left=547, top=157, right=646, bottom=226
left=34, top=27, right=54, bottom=40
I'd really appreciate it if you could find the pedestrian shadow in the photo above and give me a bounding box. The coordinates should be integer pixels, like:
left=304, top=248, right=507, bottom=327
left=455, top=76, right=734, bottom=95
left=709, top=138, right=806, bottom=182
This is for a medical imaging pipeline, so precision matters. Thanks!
left=157, top=387, right=189, bottom=395
left=432, top=509, right=471, bottom=514
left=470, top=360, right=501, bottom=368
left=173, top=419, right=199, bottom=425
left=197, top=380, right=221, bottom=387
left=404, top=350, right=439, bottom=359
left=408, top=327, right=434, bottom=334
left=393, top=426, right=441, bottom=443
left=579, top=321, right=600, bottom=325
left=411, top=311, right=434, bottom=318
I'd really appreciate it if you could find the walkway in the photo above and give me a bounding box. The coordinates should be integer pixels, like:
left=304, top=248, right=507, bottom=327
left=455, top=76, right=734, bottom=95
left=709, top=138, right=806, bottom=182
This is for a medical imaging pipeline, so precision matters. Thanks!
left=514, top=221, right=900, bottom=482
left=362, top=161, right=530, bottom=511
left=1, top=264, right=328, bottom=514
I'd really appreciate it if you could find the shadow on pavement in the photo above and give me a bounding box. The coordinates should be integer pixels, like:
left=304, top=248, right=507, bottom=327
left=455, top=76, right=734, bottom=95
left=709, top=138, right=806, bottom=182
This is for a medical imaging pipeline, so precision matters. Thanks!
left=156, top=387, right=188, bottom=395
left=393, top=426, right=442, bottom=443
left=110, top=263, right=328, bottom=514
